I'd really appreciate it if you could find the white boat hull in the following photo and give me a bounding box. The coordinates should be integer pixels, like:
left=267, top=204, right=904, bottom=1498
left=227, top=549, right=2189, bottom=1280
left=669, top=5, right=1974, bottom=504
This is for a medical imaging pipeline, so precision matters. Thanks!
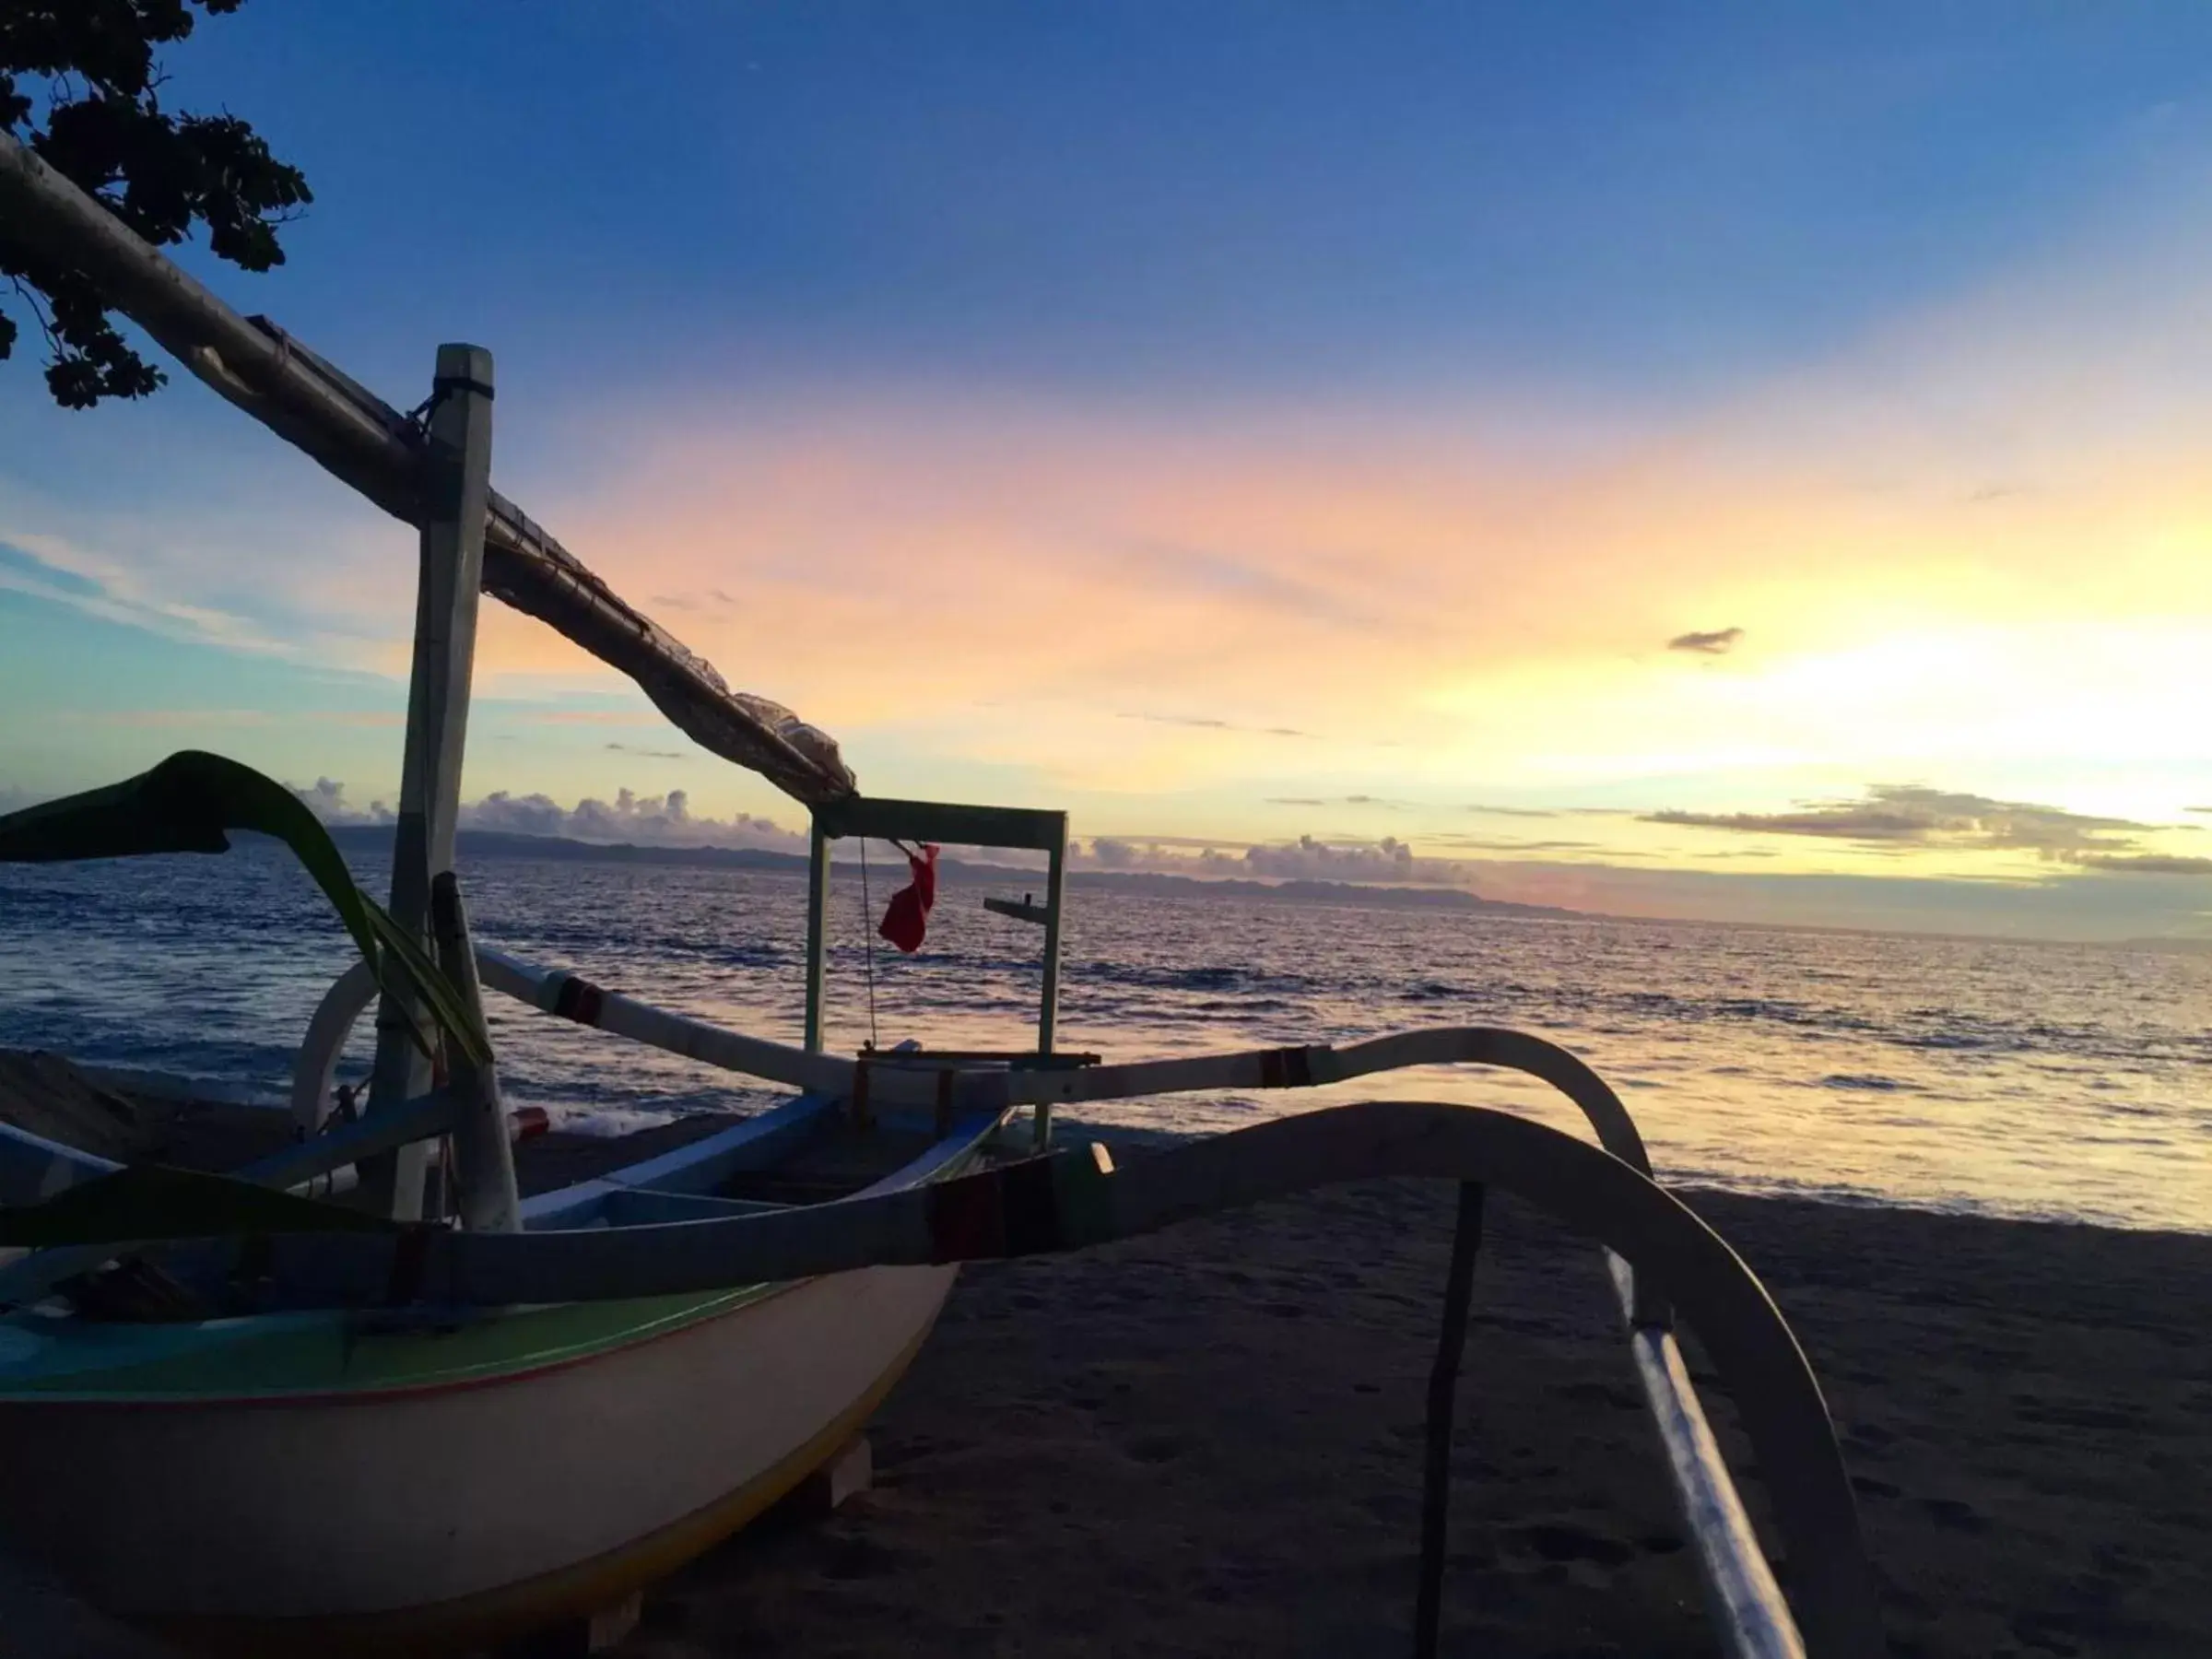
left=0, top=1262, right=954, bottom=1651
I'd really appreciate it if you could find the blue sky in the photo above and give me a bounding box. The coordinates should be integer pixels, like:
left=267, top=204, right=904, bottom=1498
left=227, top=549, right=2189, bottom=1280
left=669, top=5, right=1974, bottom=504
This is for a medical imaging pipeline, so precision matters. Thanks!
left=4, top=3, right=2210, bottom=936
left=114, top=2, right=2212, bottom=394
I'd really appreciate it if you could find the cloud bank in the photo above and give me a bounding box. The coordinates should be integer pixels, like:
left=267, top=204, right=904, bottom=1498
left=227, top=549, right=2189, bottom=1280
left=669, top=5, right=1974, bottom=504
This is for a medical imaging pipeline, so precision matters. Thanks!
left=1207, top=833, right=1428, bottom=882
left=1066, top=833, right=1466, bottom=887
left=1646, top=784, right=2206, bottom=874
left=2076, top=853, right=2212, bottom=876
left=295, top=780, right=806, bottom=852
left=1121, top=712, right=1310, bottom=738
left=288, top=790, right=1475, bottom=891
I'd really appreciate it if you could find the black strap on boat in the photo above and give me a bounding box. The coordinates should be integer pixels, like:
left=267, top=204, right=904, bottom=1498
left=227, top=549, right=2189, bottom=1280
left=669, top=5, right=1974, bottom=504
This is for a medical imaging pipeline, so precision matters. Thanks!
left=935, top=1068, right=957, bottom=1140
left=431, top=371, right=496, bottom=403
left=1416, top=1181, right=1487, bottom=1659
left=850, top=1060, right=874, bottom=1131
left=549, top=972, right=606, bottom=1028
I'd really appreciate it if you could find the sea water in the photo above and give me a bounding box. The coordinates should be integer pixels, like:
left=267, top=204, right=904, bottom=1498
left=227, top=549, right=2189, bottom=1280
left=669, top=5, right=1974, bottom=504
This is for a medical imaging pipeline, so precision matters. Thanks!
left=1, top=841, right=2206, bottom=1233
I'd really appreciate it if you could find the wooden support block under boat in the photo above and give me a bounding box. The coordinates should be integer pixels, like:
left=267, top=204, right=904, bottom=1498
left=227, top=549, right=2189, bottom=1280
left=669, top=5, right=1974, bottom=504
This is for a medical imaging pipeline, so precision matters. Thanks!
left=586, top=1593, right=644, bottom=1653
left=795, top=1434, right=874, bottom=1519
left=494, top=1588, right=644, bottom=1658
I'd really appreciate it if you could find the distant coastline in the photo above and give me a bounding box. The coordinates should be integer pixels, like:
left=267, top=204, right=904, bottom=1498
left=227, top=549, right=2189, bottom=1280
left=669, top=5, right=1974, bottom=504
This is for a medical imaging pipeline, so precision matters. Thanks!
left=314, top=826, right=2212, bottom=947
left=323, top=825, right=1581, bottom=919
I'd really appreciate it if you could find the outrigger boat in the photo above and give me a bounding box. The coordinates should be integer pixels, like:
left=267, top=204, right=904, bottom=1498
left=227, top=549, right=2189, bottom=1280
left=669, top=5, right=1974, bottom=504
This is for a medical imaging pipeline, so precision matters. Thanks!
left=0, top=129, right=1881, bottom=1658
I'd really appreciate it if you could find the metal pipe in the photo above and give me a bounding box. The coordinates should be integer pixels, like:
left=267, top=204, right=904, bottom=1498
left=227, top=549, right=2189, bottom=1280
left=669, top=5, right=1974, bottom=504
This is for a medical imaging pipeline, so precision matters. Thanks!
left=1610, top=1256, right=1806, bottom=1658
left=1033, top=831, right=1067, bottom=1147
left=804, top=818, right=830, bottom=1052
left=358, top=345, right=494, bottom=1219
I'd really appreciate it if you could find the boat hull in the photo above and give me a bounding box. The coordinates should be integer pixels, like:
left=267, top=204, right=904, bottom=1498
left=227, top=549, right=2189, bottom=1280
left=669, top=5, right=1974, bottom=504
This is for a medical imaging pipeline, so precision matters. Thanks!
left=0, top=1262, right=955, bottom=1653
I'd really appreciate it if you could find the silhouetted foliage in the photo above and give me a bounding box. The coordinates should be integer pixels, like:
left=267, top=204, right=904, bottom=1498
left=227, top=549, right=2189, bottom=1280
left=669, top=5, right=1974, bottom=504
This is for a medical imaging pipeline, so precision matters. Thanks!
left=0, top=0, right=310, bottom=407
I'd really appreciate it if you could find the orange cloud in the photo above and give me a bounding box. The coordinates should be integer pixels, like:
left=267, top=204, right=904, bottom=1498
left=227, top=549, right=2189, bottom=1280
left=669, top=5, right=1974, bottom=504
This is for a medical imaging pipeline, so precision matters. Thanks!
left=466, top=344, right=2207, bottom=815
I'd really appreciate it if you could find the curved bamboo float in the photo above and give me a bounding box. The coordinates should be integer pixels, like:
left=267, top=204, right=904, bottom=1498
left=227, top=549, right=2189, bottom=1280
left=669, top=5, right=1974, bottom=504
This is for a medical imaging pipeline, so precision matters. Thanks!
left=467, top=946, right=1651, bottom=1152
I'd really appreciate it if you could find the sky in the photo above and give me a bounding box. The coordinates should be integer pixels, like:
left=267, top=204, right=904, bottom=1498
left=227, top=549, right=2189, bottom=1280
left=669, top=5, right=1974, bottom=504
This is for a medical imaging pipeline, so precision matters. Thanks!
left=3, top=2, right=2210, bottom=940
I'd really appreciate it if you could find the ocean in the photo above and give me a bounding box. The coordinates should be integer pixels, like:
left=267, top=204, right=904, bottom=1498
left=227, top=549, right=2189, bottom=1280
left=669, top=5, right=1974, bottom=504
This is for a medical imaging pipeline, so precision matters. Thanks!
left=1, top=841, right=2206, bottom=1233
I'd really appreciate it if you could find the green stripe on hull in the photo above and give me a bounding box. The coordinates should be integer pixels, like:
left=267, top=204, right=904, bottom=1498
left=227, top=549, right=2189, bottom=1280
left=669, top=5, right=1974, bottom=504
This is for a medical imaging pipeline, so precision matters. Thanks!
left=0, top=1283, right=778, bottom=1403
left=0, top=1102, right=1000, bottom=1405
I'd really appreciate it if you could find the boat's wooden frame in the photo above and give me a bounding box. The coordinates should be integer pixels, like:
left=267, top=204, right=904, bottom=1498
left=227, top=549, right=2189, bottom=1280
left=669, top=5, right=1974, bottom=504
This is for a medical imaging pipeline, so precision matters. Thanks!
left=804, top=796, right=1070, bottom=1065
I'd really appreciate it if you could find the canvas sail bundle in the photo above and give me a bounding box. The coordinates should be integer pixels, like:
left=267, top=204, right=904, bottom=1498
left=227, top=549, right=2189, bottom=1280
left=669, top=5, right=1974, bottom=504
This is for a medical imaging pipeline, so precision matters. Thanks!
left=0, top=131, right=855, bottom=808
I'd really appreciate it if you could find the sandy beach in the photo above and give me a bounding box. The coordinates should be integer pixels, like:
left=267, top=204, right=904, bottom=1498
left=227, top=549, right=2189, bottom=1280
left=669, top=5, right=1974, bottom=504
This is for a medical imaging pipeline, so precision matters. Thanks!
left=606, top=1172, right=2212, bottom=1659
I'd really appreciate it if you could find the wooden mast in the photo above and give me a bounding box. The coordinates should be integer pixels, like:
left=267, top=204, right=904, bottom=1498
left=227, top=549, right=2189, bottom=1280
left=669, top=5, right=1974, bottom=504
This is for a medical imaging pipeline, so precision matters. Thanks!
left=803, top=800, right=1070, bottom=1123
left=359, top=347, right=497, bottom=1220
left=803, top=818, right=831, bottom=1053
left=1034, top=828, right=1067, bottom=1147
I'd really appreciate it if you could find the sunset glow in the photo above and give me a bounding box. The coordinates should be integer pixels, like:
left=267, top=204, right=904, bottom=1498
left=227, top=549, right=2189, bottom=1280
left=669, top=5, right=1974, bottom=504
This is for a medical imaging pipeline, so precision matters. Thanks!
left=3, top=5, right=2207, bottom=940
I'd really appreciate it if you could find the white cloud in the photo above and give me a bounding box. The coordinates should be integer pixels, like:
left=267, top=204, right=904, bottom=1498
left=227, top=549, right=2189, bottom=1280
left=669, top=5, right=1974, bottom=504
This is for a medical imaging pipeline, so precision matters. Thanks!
left=293, top=777, right=382, bottom=824
left=293, top=778, right=806, bottom=852
left=1065, top=832, right=1462, bottom=887
left=1202, top=833, right=1448, bottom=884
left=0, top=531, right=306, bottom=657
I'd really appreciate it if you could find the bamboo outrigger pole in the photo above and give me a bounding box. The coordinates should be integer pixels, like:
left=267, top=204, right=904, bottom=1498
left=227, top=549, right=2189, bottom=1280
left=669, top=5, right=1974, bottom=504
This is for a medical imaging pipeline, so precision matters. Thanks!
left=0, top=130, right=855, bottom=808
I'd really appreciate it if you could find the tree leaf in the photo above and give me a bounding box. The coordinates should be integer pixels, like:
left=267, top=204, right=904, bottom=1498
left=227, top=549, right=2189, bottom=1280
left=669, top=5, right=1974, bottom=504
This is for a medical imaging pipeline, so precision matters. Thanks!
left=5, top=2, right=311, bottom=407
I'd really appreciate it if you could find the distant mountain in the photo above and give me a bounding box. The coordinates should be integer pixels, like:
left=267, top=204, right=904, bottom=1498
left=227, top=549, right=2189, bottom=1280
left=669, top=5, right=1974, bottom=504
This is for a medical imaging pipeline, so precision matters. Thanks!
left=1053, top=867, right=1577, bottom=917
left=323, top=825, right=1580, bottom=919
left=2116, top=935, right=2212, bottom=955
left=327, top=825, right=814, bottom=874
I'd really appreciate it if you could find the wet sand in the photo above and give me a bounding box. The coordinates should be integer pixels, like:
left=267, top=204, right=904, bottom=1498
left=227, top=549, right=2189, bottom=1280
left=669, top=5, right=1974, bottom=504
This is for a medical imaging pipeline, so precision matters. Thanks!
left=614, top=1178, right=2212, bottom=1659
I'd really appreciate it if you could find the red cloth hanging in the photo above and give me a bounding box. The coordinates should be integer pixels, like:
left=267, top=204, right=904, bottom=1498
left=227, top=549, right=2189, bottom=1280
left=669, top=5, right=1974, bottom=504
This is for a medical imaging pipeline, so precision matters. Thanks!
left=877, top=843, right=939, bottom=953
